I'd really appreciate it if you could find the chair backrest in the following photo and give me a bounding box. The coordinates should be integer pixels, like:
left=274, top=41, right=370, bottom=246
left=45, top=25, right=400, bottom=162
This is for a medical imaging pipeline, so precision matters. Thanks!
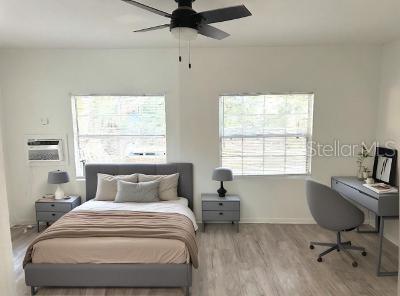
left=306, top=179, right=364, bottom=231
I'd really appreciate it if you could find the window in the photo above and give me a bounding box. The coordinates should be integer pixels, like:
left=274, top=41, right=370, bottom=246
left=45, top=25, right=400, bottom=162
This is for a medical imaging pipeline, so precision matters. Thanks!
left=72, top=95, right=166, bottom=177
left=219, top=94, right=314, bottom=176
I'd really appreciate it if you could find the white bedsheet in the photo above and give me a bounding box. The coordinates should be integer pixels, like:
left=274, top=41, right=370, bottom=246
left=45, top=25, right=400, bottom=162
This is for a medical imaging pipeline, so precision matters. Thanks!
left=73, top=198, right=198, bottom=231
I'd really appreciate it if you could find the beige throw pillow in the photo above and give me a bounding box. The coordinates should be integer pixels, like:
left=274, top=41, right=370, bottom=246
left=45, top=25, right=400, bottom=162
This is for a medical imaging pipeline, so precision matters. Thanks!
left=138, top=173, right=179, bottom=201
left=94, top=173, right=138, bottom=201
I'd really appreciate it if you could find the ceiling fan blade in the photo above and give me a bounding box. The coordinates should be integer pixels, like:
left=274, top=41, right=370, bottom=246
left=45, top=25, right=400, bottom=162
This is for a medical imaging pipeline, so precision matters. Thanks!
left=134, top=24, right=170, bottom=33
left=197, top=5, right=251, bottom=25
left=198, top=24, right=230, bottom=40
left=121, top=0, right=172, bottom=18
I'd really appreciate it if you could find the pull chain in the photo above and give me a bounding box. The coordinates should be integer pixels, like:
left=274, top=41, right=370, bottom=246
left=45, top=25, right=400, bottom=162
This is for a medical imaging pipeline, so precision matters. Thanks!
left=188, top=41, right=191, bottom=69
left=179, top=28, right=182, bottom=62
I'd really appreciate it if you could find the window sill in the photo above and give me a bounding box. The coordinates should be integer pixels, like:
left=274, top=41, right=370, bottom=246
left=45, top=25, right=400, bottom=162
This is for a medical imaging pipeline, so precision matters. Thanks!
left=233, top=174, right=311, bottom=180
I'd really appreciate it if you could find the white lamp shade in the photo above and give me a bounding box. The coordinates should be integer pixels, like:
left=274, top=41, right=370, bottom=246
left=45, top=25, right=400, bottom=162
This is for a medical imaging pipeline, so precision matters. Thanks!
left=212, top=167, right=233, bottom=181
left=171, top=27, right=198, bottom=41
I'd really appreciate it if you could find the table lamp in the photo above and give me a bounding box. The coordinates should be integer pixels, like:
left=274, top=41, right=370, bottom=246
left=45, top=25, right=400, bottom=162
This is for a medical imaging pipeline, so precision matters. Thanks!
left=212, top=167, right=233, bottom=197
left=48, top=170, right=69, bottom=199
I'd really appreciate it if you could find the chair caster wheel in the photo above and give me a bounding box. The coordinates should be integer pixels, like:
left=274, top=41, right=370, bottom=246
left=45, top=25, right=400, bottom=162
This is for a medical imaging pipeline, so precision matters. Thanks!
left=352, top=261, right=358, bottom=268
left=317, top=257, right=322, bottom=262
left=362, top=251, right=367, bottom=256
left=309, top=245, right=314, bottom=250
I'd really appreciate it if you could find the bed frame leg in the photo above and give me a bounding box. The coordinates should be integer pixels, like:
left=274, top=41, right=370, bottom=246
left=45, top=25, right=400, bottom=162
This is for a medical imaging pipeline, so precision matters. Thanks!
left=184, top=286, right=190, bottom=296
left=31, top=286, right=38, bottom=296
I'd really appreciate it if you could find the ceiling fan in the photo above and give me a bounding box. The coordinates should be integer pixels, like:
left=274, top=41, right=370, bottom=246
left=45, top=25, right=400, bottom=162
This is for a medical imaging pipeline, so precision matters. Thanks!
left=121, top=0, right=252, bottom=41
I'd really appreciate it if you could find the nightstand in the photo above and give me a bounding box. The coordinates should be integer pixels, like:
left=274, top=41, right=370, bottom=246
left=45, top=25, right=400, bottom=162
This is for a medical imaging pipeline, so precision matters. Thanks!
left=201, top=193, right=240, bottom=232
left=35, top=196, right=81, bottom=232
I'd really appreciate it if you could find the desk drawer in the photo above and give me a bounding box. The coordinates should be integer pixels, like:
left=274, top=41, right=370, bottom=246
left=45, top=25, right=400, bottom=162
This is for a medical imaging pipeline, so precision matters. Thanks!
left=332, top=179, right=379, bottom=213
left=36, top=211, right=66, bottom=222
left=203, top=210, right=240, bottom=221
left=202, top=201, right=240, bottom=211
left=36, top=202, right=71, bottom=212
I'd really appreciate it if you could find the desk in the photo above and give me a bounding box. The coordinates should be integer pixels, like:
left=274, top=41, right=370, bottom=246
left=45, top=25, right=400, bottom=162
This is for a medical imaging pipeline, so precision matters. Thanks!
left=332, top=176, right=399, bottom=276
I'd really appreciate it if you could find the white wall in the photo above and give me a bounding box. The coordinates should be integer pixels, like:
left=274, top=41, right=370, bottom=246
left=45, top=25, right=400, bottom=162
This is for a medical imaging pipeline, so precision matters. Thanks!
left=0, top=46, right=382, bottom=229
left=0, top=49, right=180, bottom=225
left=0, top=88, right=16, bottom=296
left=376, top=40, right=400, bottom=245
left=180, top=46, right=381, bottom=223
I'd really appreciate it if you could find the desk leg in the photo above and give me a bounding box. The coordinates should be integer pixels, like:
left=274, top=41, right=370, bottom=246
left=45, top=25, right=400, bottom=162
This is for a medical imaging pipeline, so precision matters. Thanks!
left=358, top=215, right=380, bottom=233
left=377, top=217, right=398, bottom=277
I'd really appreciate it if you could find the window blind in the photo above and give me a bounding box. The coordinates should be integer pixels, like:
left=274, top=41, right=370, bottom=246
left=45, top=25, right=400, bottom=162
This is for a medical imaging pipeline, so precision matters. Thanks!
left=219, top=94, right=314, bottom=176
left=72, top=95, right=166, bottom=177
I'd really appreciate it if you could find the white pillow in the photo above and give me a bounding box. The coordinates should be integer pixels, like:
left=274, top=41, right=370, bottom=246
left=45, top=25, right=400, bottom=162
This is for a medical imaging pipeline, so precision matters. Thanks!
left=94, top=173, right=138, bottom=201
left=138, top=173, right=179, bottom=201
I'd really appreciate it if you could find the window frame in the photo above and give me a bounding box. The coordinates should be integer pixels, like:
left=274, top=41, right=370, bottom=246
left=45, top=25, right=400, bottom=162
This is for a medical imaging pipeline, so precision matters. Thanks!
left=218, top=93, right=314, bottom=177
left=71, top=94, right=167, bottom=178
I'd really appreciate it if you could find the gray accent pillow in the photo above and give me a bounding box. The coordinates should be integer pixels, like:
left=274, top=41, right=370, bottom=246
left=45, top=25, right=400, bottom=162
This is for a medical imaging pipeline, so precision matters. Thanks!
left=138, top=173, right=179, bottom=201
left=94, top=173, right=138, bottom=201
left=114, top=180, right=160, bottom=203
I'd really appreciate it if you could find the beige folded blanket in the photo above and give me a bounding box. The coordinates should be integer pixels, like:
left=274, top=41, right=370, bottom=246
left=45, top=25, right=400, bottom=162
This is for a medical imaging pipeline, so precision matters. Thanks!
left=23, top=210, right=198, bottom=268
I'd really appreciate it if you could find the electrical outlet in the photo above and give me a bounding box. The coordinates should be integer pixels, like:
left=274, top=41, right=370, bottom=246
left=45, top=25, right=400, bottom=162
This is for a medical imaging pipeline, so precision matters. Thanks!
left=40, top=118, right=49, bottom=125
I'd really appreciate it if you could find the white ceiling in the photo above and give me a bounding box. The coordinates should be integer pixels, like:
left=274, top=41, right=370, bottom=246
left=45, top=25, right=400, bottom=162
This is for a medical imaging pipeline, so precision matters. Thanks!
left=0, top=0, right=399, bottom=48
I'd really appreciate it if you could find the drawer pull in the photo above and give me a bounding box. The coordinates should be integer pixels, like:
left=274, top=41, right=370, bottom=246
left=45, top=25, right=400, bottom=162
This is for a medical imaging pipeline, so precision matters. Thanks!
left=51, top=204, right=55, bottom=207
left=219, top=203, right=223, bottom=206
left=52, top=213, right=56, bottom=216
left=219, top=212, right=223, bottom=215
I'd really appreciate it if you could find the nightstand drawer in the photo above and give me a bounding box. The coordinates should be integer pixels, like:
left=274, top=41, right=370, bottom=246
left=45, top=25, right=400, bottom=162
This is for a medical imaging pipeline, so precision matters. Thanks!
left=36, top=202, right=72, bottom=213
left=202, top=210, right=240, bottom=221
left=36, top=211, right=66, bottom=222
left=202, top=201, right=240, bottom=211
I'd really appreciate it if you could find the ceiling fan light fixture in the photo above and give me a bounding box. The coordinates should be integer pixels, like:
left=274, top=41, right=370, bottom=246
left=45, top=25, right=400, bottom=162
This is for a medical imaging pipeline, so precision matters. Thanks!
left=171, top=27, right=198, bottom=41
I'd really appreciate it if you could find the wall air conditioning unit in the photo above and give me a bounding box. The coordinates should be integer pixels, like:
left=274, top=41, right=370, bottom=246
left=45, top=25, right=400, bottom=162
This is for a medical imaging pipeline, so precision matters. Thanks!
left=27, top=138, right=65, bottom=163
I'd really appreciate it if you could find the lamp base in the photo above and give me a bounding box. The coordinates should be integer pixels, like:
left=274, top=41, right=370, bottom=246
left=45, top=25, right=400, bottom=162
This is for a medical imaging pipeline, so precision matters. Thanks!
left=54, top=185, right=65, bottom=200
left=217, top=181, right=227, bottom=198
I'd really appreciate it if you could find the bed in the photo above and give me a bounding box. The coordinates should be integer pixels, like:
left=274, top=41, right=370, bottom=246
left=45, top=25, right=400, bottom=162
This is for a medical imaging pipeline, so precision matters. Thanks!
left=24, top=163, right=196, bottom=296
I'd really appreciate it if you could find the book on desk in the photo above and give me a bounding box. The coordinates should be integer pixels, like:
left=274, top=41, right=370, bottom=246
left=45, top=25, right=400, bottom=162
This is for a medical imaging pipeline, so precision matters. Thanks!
left=363, top=183, right=399, bottom=194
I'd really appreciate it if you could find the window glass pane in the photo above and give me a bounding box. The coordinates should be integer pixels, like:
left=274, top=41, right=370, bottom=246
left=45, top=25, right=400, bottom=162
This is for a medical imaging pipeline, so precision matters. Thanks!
left=72, top=96, right=166, bottom=177
left=243, top=157, right=263, bottom=175
left=243, top=138, right=263, bottom=156
left=286, top=137, right=307, bottom=156
left=221, top=138, right=242, bottom=157
left=285, top=155, right=308, bottom=174
left=263, top=156, right=285, bottom=175
left=243, top=95, right=264, bottom=115
left=223, top=115, right=242, bottom=136
left=286, top=114, right=309, bottom=134
left=264, top=115, right=286, bottom=134
left=220, top=94, right=314, bottom=176
left=221, top=156, right=242, bottom=175
left=264, top=137, right=285, bottom=156
left=223, top=96, right=243, bottom=116
left=243, top=115, right=264, bottom=136
left=265, top=95, right=286, bottom=115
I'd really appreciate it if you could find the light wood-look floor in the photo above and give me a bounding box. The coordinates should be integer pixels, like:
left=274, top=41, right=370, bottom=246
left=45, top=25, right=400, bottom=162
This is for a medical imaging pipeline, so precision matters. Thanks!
left=12, top=224, right=398, bottom=296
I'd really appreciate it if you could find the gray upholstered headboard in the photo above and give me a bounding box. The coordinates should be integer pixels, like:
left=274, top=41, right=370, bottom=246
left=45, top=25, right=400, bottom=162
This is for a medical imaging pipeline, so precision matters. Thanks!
left=85, top=163, right=194, bottom=210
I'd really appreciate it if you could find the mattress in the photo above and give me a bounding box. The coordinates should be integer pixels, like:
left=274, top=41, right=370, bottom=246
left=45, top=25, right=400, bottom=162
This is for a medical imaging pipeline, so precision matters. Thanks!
left=31, top=198, right=197, bottom=264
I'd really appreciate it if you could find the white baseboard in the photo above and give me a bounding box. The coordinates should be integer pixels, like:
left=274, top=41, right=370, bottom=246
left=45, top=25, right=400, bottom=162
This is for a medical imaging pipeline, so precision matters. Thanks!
left=239, top=218, right=316, bottom=224
left=196, top=218, right=315, bottom=224
left=196, top=218, right=399, bottom=246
